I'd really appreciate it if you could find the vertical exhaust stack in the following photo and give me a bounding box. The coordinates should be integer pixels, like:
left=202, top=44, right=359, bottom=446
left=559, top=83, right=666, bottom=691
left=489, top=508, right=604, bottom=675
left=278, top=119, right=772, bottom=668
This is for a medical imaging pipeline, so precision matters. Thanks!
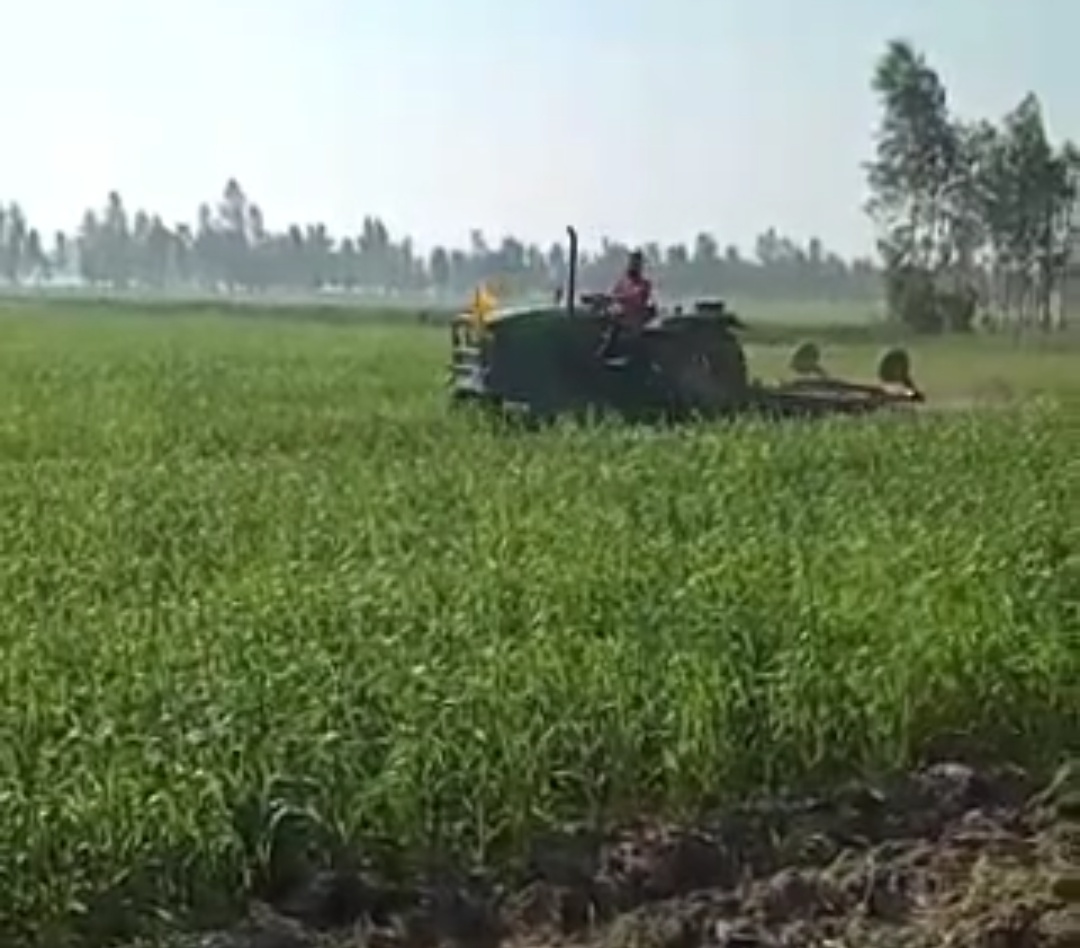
left=565, top=225, right=578, bottom=316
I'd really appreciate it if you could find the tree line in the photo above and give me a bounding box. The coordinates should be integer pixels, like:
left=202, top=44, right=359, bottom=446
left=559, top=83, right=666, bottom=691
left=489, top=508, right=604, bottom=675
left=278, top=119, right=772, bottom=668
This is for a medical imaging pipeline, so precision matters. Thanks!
left=0, top=38, right=1076, bottom=328
left=866, top=40, right=1079, bottom=331
left=0, top=185, right=881, bottom=304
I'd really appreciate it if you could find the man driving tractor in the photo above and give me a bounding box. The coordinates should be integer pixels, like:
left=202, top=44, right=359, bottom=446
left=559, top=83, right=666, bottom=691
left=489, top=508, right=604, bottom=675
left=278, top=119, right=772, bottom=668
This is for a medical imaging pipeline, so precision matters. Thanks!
left=612, top=249, right=653, bottom=309
left=598, top=249, right=654, bottom=361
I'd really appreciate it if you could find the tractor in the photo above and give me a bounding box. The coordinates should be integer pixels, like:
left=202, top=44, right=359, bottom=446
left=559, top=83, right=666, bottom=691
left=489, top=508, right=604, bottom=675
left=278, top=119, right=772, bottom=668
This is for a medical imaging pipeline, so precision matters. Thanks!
left=449, top=226, right=923, bottom=426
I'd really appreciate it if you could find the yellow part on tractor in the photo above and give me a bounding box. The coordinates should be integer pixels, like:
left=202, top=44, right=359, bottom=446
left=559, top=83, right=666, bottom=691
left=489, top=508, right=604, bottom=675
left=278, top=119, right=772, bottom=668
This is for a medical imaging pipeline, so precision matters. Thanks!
left=467, top=283, right=499, bottom=328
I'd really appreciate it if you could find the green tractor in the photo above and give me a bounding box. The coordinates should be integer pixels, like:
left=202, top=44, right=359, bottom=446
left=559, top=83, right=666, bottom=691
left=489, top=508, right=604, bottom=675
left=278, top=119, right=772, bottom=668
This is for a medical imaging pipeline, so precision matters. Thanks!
left=449, top=226, right=923, bottom=426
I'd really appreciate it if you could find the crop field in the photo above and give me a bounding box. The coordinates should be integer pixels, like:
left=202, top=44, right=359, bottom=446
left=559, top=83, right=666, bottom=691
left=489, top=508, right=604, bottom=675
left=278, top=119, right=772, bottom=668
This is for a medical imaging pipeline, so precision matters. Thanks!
left=0, top=302, right=1077, bottom=946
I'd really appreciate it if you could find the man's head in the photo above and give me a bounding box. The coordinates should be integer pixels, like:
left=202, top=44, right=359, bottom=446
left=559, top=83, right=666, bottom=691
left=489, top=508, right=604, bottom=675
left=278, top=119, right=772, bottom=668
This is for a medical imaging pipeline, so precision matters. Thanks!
left=627, top=249, right=645, bottom=278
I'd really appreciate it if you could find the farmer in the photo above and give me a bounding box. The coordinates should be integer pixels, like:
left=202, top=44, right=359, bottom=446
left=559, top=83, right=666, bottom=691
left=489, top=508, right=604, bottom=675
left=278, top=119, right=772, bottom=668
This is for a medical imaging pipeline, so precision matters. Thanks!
left=610, top=249, right=654, bottom=317
left=599, top=249, right=654, bottom=361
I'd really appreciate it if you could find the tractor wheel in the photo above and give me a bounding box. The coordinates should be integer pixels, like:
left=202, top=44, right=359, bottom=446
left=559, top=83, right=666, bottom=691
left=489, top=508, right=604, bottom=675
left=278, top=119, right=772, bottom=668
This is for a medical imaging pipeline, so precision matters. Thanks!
left=666, top=329, right=749, bottom=411
left=790, top=340, right=825, bottom=377
left=877, top=347, right=914, bottom=387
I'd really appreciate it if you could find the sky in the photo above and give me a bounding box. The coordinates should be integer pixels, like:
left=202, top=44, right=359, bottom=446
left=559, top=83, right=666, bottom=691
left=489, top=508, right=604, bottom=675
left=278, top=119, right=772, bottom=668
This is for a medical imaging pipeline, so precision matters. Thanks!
left=4, top=0, right=1079, bottom=258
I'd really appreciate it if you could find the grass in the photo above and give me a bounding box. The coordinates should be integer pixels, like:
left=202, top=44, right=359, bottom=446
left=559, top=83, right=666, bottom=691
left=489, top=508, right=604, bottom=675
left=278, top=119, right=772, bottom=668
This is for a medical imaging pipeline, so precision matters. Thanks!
left=0, top=304, right=1077, bottom=943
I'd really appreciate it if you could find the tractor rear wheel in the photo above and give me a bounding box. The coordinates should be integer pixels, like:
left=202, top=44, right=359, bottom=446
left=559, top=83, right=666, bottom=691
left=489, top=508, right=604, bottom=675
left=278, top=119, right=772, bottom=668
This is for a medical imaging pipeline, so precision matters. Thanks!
left=663, top=329, right=749, bottom=412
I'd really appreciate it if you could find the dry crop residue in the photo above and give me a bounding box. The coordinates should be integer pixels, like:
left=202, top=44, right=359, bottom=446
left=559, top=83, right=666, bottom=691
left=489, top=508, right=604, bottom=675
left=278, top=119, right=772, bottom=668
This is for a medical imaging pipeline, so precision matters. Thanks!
left=150, top=761, right=1079, bottom=948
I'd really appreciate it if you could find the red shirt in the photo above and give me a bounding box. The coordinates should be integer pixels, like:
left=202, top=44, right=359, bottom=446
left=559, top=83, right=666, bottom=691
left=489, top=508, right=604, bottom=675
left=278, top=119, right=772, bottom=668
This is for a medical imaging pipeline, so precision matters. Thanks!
left=610, top=272, right=653, bottom=311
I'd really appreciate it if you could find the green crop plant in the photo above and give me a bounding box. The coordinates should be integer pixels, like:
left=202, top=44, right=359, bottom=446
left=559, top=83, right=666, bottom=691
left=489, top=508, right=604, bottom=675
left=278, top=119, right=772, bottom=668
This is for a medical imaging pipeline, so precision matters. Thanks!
left=0, top=307, right=1076, bottom=943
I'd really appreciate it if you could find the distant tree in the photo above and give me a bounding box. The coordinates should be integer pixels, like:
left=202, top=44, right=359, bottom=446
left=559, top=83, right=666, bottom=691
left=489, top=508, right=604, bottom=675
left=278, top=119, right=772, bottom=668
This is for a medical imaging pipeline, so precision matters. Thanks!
left=865, top=39, right=966, bottom=332
left=142, top=215, right=174, bottom=288
left=25, top=229, right=46, bottom=281
left=1, top=203, right=28, bottom=283
left=174, top=224, right=195, bottom=285
left=968, top=96, right=1079, bottom=328
left=52, top=231, right=69, bottom=277
left=101, top=190, right=131, bottom=287
left=864, top=38, right=1079, bottom=333
left=77, top=210, right=101, bottom=285
left=998, top=98, right=1078, bottom=329
left=1058, top=144, right=1080, bottom=326
left=194, top=202, right=218, bottom=289
left=217, top=178, right=250, bottom=290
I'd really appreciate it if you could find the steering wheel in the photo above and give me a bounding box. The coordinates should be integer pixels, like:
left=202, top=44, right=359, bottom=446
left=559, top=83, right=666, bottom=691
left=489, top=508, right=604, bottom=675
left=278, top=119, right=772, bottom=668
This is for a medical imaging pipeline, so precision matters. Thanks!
left=582, top=293, right=661, bottom=327
left=580, top=291, right=614, bottom=312
left=584, top=293, right=640, bottom=324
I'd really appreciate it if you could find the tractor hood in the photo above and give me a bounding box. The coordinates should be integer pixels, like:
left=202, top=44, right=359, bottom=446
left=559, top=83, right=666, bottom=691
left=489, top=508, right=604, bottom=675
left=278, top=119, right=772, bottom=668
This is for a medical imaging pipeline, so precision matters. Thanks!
left=453, top=304, right=569, bottom=336
left=454, top=303, right=563, bottom=327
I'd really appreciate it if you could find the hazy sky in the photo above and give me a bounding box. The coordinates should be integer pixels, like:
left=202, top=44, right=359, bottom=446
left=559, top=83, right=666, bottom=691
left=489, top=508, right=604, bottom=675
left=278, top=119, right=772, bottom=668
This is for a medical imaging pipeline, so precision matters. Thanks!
left=5, top=0, right=1078, bottom=256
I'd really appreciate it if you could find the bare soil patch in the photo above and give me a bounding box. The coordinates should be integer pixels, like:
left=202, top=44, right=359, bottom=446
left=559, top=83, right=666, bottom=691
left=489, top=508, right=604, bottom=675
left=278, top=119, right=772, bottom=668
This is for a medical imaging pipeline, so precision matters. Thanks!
left=138, top=761, right=1079, bottom=948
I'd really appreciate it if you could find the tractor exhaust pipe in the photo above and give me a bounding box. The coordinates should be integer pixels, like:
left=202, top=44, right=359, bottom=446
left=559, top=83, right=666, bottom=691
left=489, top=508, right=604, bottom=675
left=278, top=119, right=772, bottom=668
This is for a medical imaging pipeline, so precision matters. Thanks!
left=565, top=225, right=578, bottom=316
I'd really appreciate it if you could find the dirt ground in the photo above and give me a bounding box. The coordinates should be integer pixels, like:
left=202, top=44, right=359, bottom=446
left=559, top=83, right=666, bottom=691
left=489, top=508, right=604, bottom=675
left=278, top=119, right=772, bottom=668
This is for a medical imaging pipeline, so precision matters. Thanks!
left=159, top=761, right=1077, bottom=948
